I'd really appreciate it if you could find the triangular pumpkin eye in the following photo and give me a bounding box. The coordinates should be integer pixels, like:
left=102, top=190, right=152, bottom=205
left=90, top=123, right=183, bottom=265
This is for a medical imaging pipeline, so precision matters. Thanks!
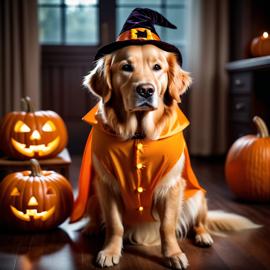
left=11, top=187, right=20, bottom=196
left=14, top=121, right=31, bottom=132
left=42, top=121, right=56, bottom=132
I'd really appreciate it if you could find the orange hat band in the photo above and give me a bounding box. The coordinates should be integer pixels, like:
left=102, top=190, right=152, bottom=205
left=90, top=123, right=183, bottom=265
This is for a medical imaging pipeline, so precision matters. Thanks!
left=117, top=28, right=160, bottom=42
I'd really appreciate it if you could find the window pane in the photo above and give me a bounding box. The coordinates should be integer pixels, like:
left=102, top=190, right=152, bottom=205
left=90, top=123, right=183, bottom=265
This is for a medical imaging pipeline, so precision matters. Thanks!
left=164, top=8, right=186, bottom=44
left=117, top=0, right=161, bottom=5
left=116, top=7, right=132, bottom=35
left=65, top=0, right=98, bottom=5
left=116, top=7, right=162, bottom=36
left=38, top=7, right=61, bottom=44
left=66, top=7, right=98, bottom=44
left=39, top=0, right=61, bottom=4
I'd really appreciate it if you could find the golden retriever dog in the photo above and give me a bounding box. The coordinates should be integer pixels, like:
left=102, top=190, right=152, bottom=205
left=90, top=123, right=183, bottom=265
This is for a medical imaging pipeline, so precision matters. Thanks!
left=81, top=44, right=259, bottom=269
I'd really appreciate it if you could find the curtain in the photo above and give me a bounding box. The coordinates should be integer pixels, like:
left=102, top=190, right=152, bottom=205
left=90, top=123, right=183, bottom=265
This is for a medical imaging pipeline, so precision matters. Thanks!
left=0, top=0, right=40, bottom=117
left=187, top=0, right=229, bottom=156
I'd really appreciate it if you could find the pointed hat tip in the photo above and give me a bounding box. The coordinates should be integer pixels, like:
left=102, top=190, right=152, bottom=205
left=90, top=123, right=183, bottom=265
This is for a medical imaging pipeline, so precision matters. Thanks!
left=121, top=8, right=178, bottom=34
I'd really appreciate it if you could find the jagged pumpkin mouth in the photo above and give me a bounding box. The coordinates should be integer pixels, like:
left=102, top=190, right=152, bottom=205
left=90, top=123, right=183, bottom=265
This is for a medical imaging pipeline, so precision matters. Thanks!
left=10, top=205, right=55, bottom=222
left=11, top=136, right=60, bottom=157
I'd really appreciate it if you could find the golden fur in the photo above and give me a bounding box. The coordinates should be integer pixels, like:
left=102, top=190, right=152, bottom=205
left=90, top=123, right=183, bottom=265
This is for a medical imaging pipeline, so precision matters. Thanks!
left=85, top=45, right=191, bottom=140
left=83, top=45, right=259, bottom=269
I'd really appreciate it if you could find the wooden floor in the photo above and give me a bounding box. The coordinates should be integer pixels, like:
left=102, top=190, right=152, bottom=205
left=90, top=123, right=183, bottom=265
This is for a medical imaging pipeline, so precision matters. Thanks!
left=0, top=156, right=269, bottom=270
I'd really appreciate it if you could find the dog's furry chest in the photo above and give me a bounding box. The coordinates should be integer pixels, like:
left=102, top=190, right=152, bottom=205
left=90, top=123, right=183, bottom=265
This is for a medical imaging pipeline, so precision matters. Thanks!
left=92, top=127, right=185, bottom=223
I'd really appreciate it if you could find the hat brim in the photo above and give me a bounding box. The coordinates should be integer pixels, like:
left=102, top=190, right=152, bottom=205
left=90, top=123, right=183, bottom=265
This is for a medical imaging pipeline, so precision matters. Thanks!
left=94, top=40, right=182, bottom=66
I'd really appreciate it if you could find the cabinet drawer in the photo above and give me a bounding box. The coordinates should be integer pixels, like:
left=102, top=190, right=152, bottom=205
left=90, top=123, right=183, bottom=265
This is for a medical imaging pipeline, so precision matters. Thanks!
left=231, top=72, right=252, bottom=94
left=231, top=95, right=251, bottom=122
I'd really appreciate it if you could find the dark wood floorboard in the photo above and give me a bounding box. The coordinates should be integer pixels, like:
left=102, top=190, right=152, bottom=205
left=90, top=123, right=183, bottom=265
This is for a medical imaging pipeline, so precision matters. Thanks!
left=0, top=156, right=269, bottom=270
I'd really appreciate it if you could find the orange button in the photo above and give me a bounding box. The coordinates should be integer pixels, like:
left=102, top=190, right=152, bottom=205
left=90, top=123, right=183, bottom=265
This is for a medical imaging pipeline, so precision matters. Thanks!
left=138, top=206, right=144, bottom=212
left=137, top=143, right=143, bottom=151
left=137, top=187, right=144, bottom=193
left=136, top=163, right=143, bottom=169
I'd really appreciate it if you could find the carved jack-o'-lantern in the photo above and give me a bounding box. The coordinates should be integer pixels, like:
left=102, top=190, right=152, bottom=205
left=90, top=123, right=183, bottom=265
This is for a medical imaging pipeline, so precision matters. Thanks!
left=0, top=97, right=68, bottom=160
left=0, top=159, right=74, bottom=231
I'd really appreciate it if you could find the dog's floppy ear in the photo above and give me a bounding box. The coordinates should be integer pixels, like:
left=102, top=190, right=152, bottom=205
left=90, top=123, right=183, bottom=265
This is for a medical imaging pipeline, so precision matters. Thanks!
left=167, top=54, right=192, bottom=103
left=84, top=55, right=112, bottom=103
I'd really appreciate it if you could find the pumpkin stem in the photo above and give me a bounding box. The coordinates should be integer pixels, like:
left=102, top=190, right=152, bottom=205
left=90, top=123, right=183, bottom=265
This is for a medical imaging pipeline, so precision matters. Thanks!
left=21, top=96, right=34, bottom=112
left=253, top=116, right=269, bottom=138
left=21, top=98, right=27, bottom=112
left=30, top=159, right=43, bottom=177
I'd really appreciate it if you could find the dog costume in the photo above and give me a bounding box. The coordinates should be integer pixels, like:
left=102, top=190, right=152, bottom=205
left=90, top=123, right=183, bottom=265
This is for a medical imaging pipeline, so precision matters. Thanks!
left=70, top=8, right=205, bottom=224
left=70, top=105, right=205, bottom=224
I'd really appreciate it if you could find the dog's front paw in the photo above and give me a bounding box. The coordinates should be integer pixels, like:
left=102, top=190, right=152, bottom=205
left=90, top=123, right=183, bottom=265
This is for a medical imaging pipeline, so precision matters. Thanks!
left=166, top=252, right=189, bottom=270
left=96, top=250, right=121, bottom=268
left=195, top=232, right=213, bottom=247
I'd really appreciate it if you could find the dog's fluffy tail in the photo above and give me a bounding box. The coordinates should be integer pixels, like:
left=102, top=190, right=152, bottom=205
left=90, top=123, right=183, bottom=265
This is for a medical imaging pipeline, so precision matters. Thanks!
left=206, top=210, right=261, bottom=236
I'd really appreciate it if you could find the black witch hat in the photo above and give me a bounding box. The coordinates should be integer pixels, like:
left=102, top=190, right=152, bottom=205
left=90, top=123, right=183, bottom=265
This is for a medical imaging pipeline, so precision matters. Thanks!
left=95, top=8, right=182, bottom=66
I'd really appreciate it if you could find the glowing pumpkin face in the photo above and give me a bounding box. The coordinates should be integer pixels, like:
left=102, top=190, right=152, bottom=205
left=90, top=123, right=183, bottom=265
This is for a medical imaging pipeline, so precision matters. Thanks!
left=0, top=159, right=74, bottom=231
left=10, top=116, right=62, bottom=158
left=0, top=97, right=68, bottom=160
left=10, top=189, right=55, bottom=222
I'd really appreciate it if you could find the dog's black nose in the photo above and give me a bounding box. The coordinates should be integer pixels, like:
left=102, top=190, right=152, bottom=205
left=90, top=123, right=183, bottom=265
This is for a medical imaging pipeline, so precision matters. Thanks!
left=136, top=84, right=155, bottom=98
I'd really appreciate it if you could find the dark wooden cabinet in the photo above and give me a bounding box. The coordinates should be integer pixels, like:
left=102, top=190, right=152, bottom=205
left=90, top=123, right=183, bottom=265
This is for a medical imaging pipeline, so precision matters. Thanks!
left=226, top=56, right=270, bottom=145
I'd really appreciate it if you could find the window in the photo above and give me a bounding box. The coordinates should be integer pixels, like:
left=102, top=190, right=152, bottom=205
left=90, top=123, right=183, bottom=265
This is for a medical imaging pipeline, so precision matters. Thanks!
left=116, top=0, right=190, bottom=67
left=38, top=0, right=99, bottom=45
left=38, top=0, right=191, bottom=66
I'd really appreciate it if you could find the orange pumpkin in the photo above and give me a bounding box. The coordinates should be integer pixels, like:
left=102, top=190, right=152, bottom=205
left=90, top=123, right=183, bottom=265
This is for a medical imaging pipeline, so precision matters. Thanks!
left=0, top=97, right=68, bottom=160
left=225, top=116, right=270, bottom=201
left=250, top=32, right=270, bottom=57
left=0, top=159, right=74, bottom=231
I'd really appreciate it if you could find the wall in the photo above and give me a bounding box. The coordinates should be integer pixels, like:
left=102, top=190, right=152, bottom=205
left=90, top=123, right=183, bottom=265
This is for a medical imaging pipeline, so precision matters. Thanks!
left=229, top=0, right=270, bottom=60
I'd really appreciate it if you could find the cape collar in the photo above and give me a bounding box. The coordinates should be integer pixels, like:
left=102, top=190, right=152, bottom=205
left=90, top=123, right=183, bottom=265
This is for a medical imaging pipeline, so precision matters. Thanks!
left=82, top=103, right=189, bottom=139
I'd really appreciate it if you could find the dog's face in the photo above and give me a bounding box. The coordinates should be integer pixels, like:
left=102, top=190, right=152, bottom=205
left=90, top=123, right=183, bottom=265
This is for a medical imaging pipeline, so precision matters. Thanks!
left=85, top=44, right=191, bottom=139
left=109, top=45, right=169, bottom=112
left=85, top=44, right=191, bottom=110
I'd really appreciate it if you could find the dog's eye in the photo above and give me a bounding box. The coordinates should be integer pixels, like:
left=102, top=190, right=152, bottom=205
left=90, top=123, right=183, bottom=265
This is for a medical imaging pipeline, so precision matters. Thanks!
left=122, top=64, right=133, bottom=72
left=153, top=64, right=161, bottom=71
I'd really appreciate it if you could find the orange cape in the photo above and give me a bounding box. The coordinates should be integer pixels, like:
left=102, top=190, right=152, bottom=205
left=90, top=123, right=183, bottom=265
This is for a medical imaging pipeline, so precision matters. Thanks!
left=70, top=105, right=205, bottom=223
